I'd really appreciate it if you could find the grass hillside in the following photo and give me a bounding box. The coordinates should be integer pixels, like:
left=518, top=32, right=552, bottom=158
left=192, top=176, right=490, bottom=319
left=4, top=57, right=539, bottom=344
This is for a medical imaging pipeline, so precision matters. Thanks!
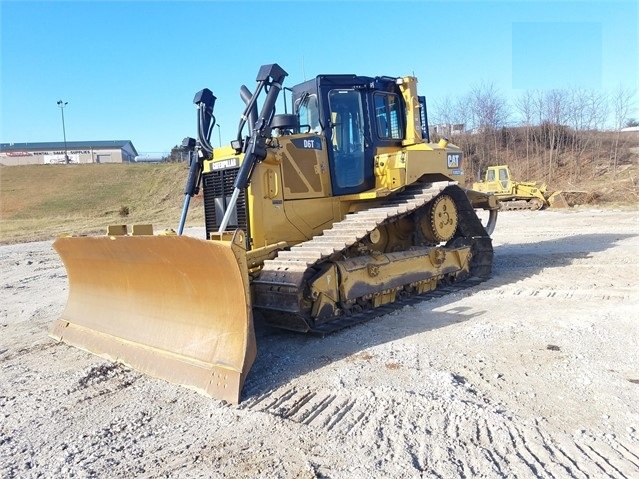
left=0, top=163, right=204, bottom=244
left=0, top=148, right=637, bottom=244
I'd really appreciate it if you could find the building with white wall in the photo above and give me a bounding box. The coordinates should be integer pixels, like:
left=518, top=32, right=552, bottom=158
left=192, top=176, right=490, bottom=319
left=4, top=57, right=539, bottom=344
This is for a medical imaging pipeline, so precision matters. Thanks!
left=0, top=140, right=138, bottom=166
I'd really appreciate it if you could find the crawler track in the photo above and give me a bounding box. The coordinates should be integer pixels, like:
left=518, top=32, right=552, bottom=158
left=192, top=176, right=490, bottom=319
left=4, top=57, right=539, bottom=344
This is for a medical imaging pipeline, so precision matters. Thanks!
left=498, top=199, right=545, bottom=211
left=253, top=181, right=493, bottom=333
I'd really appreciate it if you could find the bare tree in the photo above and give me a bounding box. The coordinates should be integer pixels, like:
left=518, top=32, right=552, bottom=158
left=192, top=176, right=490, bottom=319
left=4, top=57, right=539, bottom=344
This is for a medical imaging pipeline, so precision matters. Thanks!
left=453, top=94, right=473, bottom=132
left=514, top=90, right=536, bottom=176
left=541, top=89, right=571, bottom=176
left=611, top=85, right=636, bottom=173
left=432, top=95, right=455, bottom=129
left=588, top=90, right=609, bottom=131
left=468, top=81, right=509, bottom=130
left=464, top=82, right=510, bottom=175
left=527, top=89, right=547, bottom=166
left=567, top=88, right=589, bottom=131
left=566, top=89, right=609, bottom=178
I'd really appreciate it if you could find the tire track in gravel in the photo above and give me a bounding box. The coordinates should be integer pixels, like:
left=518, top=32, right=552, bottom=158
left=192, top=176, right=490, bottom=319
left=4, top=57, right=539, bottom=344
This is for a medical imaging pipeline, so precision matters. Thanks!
left=237, top=385, right=639, bottom=477
left=611, top=439, right=639, bottom=468
left=493, top=288, right=630, bottom=302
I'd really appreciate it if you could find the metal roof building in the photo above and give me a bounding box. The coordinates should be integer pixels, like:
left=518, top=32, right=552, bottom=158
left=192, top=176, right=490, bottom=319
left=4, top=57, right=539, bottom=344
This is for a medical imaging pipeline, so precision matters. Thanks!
left=0, top=140, right=138, bottom=166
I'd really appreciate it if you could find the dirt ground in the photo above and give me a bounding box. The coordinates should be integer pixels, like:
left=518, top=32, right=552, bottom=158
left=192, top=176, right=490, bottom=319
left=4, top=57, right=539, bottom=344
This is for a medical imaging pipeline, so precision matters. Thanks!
left=1, top=207, right=638, bottom=478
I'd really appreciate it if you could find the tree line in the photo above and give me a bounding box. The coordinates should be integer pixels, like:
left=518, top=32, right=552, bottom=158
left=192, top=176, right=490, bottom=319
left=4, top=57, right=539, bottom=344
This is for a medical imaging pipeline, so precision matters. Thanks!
left=431, top=84, right=638, bottom=185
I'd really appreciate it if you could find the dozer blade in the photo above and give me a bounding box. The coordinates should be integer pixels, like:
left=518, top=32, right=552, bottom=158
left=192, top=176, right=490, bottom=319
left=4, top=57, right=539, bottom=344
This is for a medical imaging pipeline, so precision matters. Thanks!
left=50, top=231, right=256, bottom=404
left=547, top=191, right=570, bottom=208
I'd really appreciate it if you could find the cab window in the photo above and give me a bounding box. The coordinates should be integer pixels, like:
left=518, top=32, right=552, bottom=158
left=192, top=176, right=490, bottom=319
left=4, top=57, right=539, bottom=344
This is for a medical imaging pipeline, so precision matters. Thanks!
left=297, top=94, right=321, bottom=133
left=374, top=93, right=403, bottom=140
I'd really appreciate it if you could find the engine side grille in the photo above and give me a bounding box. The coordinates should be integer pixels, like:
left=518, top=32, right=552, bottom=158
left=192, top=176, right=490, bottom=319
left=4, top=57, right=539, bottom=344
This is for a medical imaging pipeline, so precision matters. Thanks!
left=202, top=168, right=249, bottom=241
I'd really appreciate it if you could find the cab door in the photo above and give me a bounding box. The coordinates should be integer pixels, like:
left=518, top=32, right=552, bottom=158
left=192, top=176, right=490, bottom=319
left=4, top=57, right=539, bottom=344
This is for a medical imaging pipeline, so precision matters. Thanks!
left=324, top=88, right=375, bottom=196
left=498, top=167, right=512, bottom=193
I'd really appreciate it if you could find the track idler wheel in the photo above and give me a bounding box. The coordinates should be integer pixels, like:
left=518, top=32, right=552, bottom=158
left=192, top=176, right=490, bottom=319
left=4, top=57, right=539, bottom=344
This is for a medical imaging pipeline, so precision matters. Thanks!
left=421, top=194, right=458, bottom=243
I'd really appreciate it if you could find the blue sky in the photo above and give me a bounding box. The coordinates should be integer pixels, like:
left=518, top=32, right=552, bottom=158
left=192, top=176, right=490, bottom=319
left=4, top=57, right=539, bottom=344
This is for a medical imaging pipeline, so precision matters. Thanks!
left=1, top=0, right=637, bottom=154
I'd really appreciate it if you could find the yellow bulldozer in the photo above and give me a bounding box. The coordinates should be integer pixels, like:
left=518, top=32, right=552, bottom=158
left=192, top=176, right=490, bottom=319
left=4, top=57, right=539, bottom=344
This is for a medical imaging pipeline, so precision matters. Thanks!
left=50, top=64, right=499, bottom=403
left=472, top=165, right=587, bottom=210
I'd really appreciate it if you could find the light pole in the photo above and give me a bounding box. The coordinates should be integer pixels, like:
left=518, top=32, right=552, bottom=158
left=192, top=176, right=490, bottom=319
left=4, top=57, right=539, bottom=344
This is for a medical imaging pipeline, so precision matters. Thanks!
left=217, top=124, right=222, bottom=147
left=56, top=100, right=69, bottom=163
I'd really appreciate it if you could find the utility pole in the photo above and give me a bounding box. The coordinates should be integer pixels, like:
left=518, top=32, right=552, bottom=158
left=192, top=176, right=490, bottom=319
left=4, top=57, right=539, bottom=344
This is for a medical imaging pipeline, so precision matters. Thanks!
left=56, top=100, right=69, bottom=163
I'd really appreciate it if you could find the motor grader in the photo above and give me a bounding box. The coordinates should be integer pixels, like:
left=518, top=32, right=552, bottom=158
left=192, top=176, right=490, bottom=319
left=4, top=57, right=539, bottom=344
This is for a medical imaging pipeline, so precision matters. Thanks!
left=50, top=64, right=499, bottom=403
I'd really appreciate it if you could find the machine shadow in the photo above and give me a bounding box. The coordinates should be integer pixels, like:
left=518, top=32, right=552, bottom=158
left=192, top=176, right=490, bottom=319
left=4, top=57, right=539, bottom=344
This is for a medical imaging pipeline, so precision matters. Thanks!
left=241, top=232, right=635, bottom=400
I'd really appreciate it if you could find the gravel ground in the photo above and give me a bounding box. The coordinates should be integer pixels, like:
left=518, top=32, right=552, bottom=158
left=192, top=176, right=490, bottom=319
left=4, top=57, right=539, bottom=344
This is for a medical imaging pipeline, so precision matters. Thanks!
left=1, top=207, right=638, bottom=478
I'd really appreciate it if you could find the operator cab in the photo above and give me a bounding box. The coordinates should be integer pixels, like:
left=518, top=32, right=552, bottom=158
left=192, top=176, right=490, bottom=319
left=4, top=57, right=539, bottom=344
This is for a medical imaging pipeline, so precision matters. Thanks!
left=290, top=75, right=407, bottom=196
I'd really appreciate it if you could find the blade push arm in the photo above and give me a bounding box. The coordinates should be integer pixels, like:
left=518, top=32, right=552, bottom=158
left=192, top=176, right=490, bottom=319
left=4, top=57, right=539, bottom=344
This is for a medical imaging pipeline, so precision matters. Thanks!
left=218, top=64, right=288, bottom=233
left=178, top=89, right=217, bottom=235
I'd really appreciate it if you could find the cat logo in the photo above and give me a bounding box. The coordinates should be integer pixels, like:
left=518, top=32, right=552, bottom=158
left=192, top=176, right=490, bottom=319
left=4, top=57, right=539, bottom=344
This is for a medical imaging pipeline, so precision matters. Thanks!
left=447, top=153, right=461, bottom=168
left=211, top=157, right=240, bottom=170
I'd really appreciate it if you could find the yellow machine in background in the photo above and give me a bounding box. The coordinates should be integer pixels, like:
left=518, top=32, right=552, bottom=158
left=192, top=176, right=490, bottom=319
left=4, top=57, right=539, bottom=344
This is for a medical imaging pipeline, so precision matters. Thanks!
left=51, top=64, right=499, bottom=403
left=472, top=165, right=584, bottom=210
